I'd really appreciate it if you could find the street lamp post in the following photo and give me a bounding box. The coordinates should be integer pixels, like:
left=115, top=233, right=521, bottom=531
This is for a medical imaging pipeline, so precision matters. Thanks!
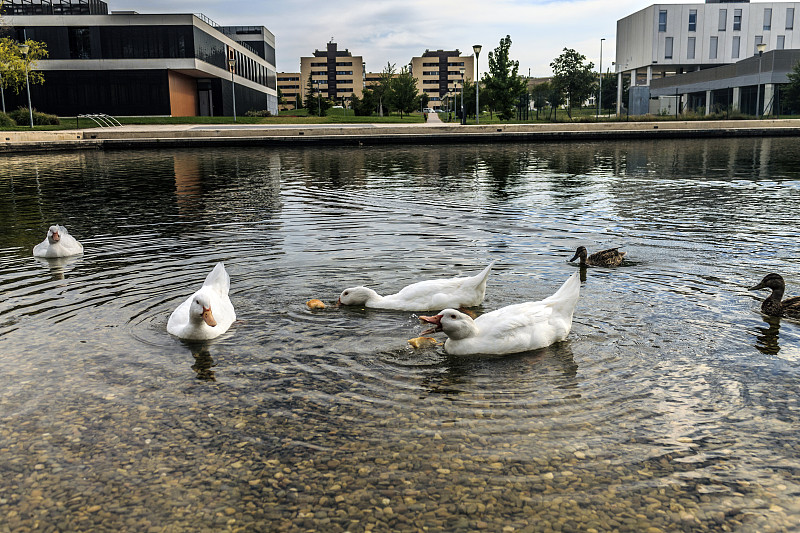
left=460, top=67, right=465, bottom=125
left=18, top=43, right=33, bottom=128
left=315, top=79, right=321, bottom=116
left=473, top=44, right=482, bottom=124
left=228, top=56, right=237, bottom=122
left=755, top=42, right=766, bottom=118
left=0, top=68, right=6, bottom=114
left=597, top=38, right=605, bottom=117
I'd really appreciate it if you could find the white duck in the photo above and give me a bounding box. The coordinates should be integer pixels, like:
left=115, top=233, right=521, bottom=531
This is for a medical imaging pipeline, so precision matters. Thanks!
left=167, top=262, right=236, bottom=340
left=338, top=261, right=495, bottom=311
left=33, top=225, right=84, bottom=258
left=419, top=272, right=581, bottom=356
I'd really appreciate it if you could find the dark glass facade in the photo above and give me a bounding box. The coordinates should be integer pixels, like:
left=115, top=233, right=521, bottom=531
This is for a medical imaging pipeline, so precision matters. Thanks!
left=4, top=70, right=171, bottom=116
left=5, top=17, right=278, bottom=116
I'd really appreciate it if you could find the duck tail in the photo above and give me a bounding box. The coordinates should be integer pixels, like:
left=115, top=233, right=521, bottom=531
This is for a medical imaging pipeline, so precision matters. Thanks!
left=470, top=260, right=496, bottom=292
left=542, top=272, right=581, bottom=314
left=203, top=262, right=230, bottom=296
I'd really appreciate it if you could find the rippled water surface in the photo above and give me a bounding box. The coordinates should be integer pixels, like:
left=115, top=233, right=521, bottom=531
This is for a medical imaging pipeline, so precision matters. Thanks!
left=1, top=139, right=800, bottom=532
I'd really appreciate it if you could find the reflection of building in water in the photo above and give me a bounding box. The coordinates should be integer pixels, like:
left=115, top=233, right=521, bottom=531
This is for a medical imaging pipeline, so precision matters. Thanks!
left=173, top=154, right=204, bottom=215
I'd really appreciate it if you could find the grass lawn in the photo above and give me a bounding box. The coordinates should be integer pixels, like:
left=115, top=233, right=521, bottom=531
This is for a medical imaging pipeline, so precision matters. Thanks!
left=0, top=109, right=426, bottom=130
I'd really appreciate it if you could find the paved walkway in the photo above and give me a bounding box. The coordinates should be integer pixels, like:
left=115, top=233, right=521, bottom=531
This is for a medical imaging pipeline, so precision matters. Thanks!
left=4, top=118, right=800, bottom=153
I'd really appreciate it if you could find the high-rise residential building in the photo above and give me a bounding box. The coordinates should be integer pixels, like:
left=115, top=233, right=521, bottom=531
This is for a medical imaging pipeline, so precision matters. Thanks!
left=277, top=73, right=302, bottom=110
left=300, top=42, right=365, bottom=107
left=410, top=50, right=474, bottom=110
left=1, top=0, right=278, bottom=116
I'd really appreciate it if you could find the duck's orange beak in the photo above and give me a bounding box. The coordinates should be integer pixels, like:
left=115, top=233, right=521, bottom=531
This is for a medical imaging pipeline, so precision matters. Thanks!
left=52, top=231, right=60, bottom=242
left=419, top=314, right=443, bottom=335
left=202, top=307, right=217, bottom=327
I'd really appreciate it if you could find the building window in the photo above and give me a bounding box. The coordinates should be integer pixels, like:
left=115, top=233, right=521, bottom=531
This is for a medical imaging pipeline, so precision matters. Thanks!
left=709, top=36, right=718, bottom=59
left=754, top=35, right=764, bottom=54
left=689, top=9, right=697, bottom=31
left=68, top=27, right=92, bottom=59
left=732, top=36, right=741, bottom=58
left=764, top=8, right=772, bottom=31
left=659, top=10, right=667, bottom=32
left=719, top=9, right=727, bottom=31
left=734, top=9, right=742, bottom=31
left=665, top=36, right=673, bottom=59
left=687, top=37, right=696, bottom=59
left=788, top=8, right=795, bottom=30
left=777, top=35, right=786, bottom=49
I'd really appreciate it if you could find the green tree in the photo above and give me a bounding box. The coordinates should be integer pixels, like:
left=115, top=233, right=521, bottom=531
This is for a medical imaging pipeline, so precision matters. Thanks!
left=481, top=35, right=527, bottom=121
left=391, top=66, right=419, bottom=118
left=781, top=60, right=800, bottom=114
left=530, top=81, right=550, bottom=120
left=352, top=88, right=377, bottom=116
left=0, top=37, right=48, bottom=98
left=304, top=75, right=330, bottom=116
left=375, top=62, right=396, bottom=116
left=599, top=71, right=627, bottom=114
left=550, top=48, right=596, bottom=117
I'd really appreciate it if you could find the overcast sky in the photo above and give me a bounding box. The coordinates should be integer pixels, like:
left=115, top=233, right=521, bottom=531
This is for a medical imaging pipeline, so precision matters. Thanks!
left=112, top=0, right=689, bottom=76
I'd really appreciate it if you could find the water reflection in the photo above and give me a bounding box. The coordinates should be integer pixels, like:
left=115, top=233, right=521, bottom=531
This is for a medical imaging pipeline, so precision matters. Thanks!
left=190, top=347, right=217, bottom=382
left=754, top=315, right=782, bottom=355
left=34, top=255, right=82, bottom=281
left=2, top=139, right=800, bottom=532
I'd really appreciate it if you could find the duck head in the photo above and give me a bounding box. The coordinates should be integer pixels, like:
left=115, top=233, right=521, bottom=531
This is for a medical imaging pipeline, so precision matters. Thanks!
left=750, top=273, right=785, bottom=294
left=47, top=225, right=61, bottom=244
left=569, top=246, right=587, bottom=264
left=338, top=286, right=378, bottom=306
left=420, top=309, right=479, bottom=340
left=189, top=294, right=217, bottom=327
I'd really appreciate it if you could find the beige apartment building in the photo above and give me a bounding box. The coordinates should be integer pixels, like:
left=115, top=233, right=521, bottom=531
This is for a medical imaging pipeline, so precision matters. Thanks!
left=278, top=43, right=474, bottom=111
left=300, top=42, right=365, bottom=108
left=410, top=50, right=474, bottom=110
left=277, top=73, right=302, bottom=110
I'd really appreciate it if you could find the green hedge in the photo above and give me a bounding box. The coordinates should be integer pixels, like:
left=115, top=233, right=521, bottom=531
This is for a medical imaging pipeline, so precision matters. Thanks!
left=8, top=107, right=61, bottom=126
left=0, top=112, right=15, bottom=127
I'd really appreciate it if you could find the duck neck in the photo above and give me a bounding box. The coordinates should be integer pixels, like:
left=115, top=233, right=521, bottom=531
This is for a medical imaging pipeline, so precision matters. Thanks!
left=763, top=288, right=785, bottom=316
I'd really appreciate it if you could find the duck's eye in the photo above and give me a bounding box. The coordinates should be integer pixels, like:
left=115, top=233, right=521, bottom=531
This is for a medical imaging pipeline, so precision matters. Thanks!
left=450, top=314, right=457, bottom=319
left=343, top=291, right=349, bottom=296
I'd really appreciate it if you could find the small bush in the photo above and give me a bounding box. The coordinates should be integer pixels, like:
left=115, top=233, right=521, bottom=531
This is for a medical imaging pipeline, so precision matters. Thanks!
left=244, top=109, right=272, bottom=117
left=0, top=112, right=15, bottom=127
left=8, top=107, right=61, bottom=126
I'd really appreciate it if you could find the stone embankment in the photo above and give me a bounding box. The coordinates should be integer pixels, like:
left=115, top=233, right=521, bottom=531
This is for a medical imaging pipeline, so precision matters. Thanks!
left=2, top=119, right=800, bottom=154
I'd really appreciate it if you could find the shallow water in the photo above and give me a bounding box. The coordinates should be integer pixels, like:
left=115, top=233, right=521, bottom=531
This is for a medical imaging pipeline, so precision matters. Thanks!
left=1, top=139, right=799, bottom=532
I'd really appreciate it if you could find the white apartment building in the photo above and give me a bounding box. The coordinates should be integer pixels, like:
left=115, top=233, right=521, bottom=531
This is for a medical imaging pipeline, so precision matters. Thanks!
left=616, top=1, right=800, bottom=114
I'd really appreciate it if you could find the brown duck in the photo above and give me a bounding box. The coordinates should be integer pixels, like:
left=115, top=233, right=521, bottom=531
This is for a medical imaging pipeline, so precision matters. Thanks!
left=750, top=273, right=800, bottom=319
left=569, top=246, right=626, bottom=267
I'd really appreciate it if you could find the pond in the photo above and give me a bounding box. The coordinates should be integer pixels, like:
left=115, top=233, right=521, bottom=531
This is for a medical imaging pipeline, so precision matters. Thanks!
left=1, top=138, right=799, bottom=532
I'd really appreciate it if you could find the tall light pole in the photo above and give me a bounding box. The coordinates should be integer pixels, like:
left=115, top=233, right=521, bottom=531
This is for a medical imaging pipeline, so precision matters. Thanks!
left=228, top=55, right=237, bottom=122
left=597, top=38, right=605, bottom=117
left=755, top=42, right=766, bottom=118
left=18, top=43, right=33, bottom=128
left=473, top=44, right=482, bottom=124
left=460, top=67, right=465, bottom=125
left=315, top=79, right=321, bottom=116
left=0, top=67, right=6, bottom=114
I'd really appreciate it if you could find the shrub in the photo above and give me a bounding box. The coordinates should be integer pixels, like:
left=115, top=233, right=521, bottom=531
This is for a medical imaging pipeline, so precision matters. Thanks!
left=8, top=107, right=61, bottom=126
left=0, top=112, right=15, bottom=127
left=244, top=109, right=272, bottom=117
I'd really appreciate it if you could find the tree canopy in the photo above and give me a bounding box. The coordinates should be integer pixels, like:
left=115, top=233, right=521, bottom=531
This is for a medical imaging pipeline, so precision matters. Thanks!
left=391, top=66, right=419, bottom=118
left=550, top=48, right=596, bottom=116
left=304, top=75, right=330, bottom=116
left=0, top=37, right=48, bottom=98
left=481, top=35, right=527, bottom=121
left=781, top=60, right=800, bottom=114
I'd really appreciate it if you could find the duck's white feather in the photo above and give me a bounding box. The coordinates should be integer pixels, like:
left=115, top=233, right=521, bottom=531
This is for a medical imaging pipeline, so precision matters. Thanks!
left=340, top=261, right=495, bottom=311
left=430, top=272, right=580, bottom=356
left=33, top=225, right=83, bottom=258
left=167, top=262, right=235, bottom=340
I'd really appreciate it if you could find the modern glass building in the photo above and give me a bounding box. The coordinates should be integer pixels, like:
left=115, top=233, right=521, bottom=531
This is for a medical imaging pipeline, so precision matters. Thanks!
left=1, top=0, right=278, bottom=117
